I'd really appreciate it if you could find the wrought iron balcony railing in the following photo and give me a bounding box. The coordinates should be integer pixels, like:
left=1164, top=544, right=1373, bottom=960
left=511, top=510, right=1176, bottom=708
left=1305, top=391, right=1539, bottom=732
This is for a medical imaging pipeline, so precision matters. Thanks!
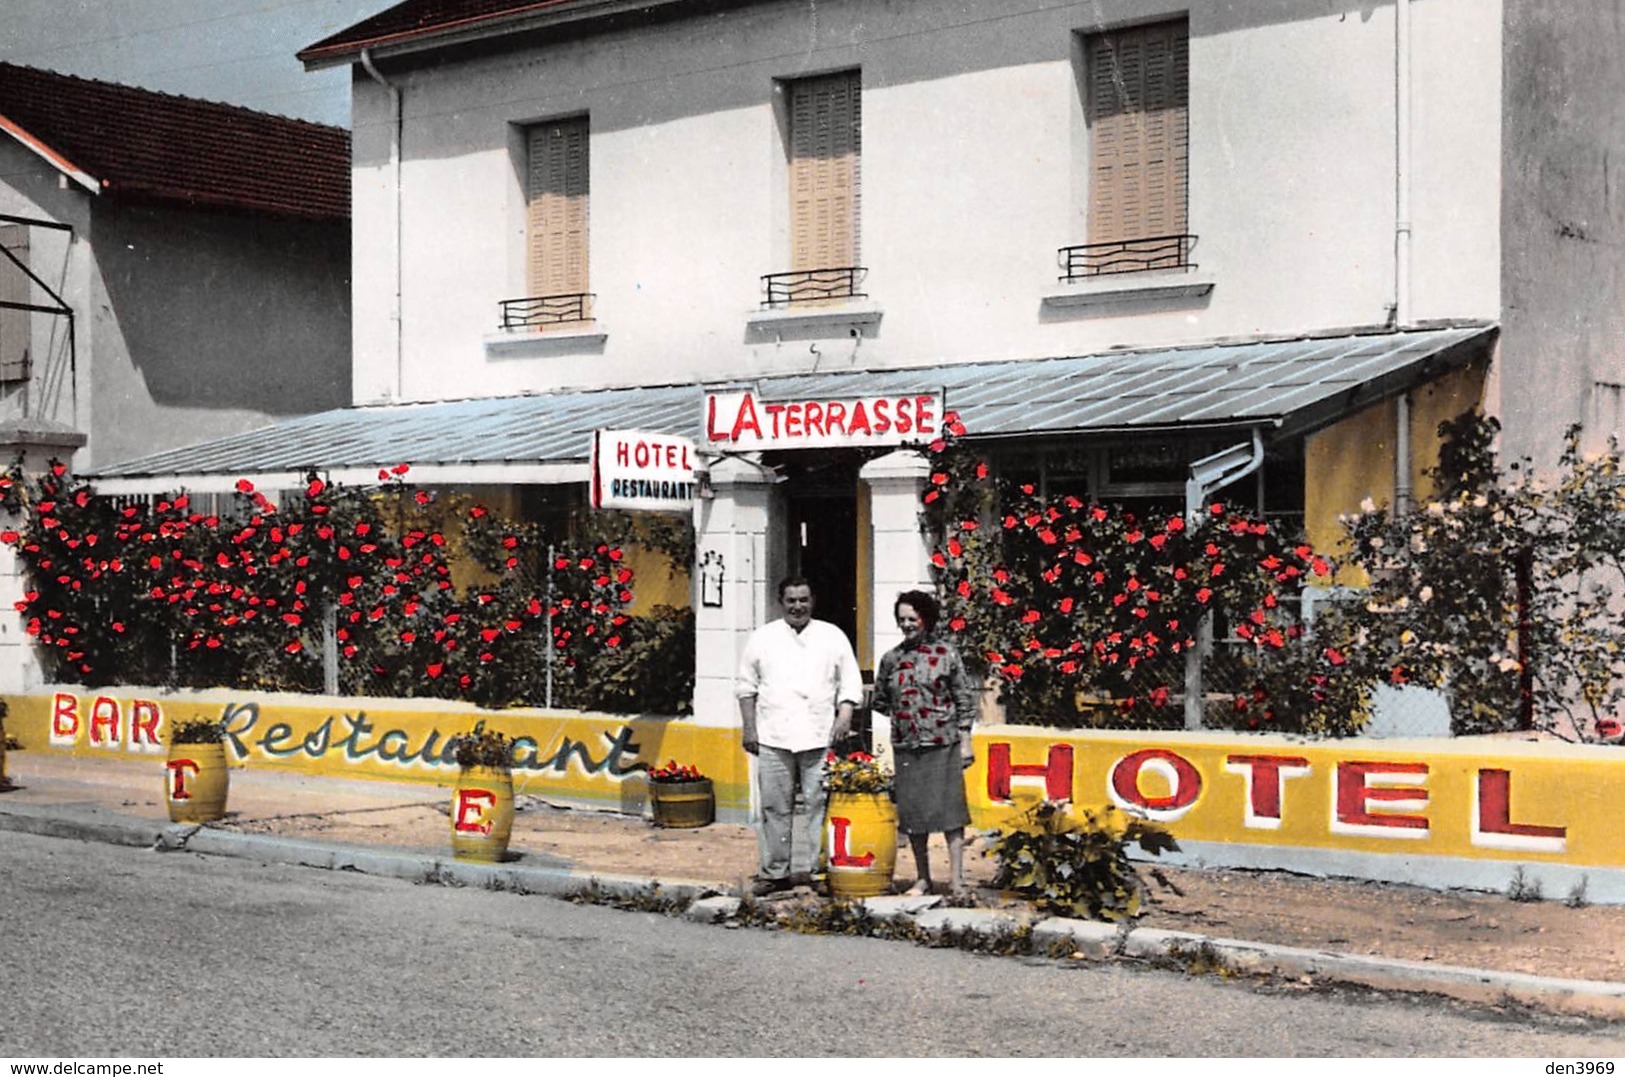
left=499, top=293, right=594, bottom=330
left=1057, top=235, right=1196, bottom=282
left=761, top=266, right=867, bottom=308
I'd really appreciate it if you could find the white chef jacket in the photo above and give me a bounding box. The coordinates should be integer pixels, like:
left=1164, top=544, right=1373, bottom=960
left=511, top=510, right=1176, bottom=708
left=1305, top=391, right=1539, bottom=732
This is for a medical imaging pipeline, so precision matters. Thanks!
left=735, top=618, right=863, bottom=752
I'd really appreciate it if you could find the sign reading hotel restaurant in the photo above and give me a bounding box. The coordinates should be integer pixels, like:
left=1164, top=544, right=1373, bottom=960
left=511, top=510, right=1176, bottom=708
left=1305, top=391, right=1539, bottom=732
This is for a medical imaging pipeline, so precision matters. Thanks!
left=590, top=430, right=697, bottom=512
left=704, top=388, right=945, bottom=449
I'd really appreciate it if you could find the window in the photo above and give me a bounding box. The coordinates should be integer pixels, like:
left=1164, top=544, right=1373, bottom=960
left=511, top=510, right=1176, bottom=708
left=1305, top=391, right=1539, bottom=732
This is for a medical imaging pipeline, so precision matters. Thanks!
left=770, top=70, right=862, bottom=305
left=1082, top=20, right=1189, bottom=271
left=515, top=117, right=590, bottom=328
left=0, top=224, right=29, bottom=381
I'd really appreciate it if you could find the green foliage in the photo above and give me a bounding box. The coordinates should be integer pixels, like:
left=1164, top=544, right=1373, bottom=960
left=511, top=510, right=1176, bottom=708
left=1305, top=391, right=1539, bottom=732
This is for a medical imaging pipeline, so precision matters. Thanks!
left=573, top=605, right=695, bottom=715
left=822, top=750, right=892, bottom=793
left=168, top=717, right=225, bottom=744
left=984, top=799, right=1179, bottom=922
left=1337, top=412, right=1625, bottom=736
left=448, top=723, right=514, bottom=768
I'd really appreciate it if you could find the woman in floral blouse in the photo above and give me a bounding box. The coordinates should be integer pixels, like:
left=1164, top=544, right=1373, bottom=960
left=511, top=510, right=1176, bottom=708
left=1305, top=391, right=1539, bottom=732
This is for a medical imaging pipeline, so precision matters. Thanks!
left=870, top=589, right=978, bottom=896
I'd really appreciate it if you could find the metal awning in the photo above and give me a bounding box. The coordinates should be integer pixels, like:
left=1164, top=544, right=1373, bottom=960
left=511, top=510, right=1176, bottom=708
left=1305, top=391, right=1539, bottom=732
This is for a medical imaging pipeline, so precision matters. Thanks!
left=89, top=325, right=1494, bottom=494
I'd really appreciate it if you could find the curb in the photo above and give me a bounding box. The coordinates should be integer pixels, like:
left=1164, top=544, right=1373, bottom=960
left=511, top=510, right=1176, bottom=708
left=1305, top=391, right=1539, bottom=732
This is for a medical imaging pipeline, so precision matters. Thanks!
left=3, top=802, right=1621, bottom=1021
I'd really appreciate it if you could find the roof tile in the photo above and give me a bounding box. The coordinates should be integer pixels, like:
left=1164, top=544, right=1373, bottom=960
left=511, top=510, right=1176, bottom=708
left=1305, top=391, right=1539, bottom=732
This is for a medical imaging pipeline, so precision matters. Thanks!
left=0, top=63, right=349, bottom=222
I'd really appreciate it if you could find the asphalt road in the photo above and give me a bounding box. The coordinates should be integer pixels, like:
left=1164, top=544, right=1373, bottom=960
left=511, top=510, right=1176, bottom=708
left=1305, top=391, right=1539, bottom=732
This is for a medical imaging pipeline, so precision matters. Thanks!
left=1, top=829, right=1621, bottom=1058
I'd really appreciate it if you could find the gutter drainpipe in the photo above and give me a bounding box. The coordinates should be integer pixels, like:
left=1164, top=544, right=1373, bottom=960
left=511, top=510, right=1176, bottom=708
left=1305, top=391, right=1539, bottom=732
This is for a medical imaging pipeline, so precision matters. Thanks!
left=360, top=47, right=404, bottom=401
left=1395, top=0, right=1412, bottom=329
left=1183, top=429, right=1267, bottom=731
left=1393, top=1, right=1414, bottom=517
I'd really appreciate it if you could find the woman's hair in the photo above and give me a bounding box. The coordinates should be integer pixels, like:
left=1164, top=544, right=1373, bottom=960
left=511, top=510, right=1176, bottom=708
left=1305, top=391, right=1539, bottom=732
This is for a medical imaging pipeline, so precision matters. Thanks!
left=894, top=589, right=939, bottom=631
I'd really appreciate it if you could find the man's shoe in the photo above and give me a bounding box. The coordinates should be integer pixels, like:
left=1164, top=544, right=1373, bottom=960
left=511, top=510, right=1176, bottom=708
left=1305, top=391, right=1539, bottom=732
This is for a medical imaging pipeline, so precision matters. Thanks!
left=750, top=876, right=792, bottom=897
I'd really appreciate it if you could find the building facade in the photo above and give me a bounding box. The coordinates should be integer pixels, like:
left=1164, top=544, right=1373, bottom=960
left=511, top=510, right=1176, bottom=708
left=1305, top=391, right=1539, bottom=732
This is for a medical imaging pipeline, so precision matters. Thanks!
left=89, top=1, right=1621, bottom=731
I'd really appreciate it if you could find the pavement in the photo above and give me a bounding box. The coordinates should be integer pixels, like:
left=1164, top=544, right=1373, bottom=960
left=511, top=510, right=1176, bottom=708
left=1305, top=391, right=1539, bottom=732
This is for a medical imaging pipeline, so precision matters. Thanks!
left=4, top=747, right=1625, bottom=1023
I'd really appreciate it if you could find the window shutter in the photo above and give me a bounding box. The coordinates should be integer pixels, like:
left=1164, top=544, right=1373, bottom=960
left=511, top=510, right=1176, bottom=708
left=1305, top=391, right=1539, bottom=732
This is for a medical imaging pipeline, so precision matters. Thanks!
left=789, top=71, right=861, bottom=271
left=1088, top=21, right=1188, bottom=246
left=526, top=118, right=590, bottom=301
left=0, top=225, right=29, bottom=383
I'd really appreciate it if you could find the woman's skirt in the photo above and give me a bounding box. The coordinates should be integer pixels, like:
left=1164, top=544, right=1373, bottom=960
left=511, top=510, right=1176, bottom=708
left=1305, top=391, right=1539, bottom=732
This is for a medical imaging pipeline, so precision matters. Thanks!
left=892, top=743, right=972, bottom=835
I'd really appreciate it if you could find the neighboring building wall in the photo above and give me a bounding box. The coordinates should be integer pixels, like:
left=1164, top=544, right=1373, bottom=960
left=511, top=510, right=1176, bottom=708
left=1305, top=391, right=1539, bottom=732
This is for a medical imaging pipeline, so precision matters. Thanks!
left=0, top=141, right=351, bottom=470
left=0, top=143, right=95, bottom=450
left=87, top=203, right=350, bottom=469
left=347, top=0, right=1502, bottom=406
left=1501, top=0, right=1625, bottom=468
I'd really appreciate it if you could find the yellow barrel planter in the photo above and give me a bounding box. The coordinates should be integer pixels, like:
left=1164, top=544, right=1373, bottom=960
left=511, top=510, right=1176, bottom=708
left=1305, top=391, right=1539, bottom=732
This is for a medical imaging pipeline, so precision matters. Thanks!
left=165, top=718, right=230, bottom=823
left=647, top=761, right=714, bottom=828
left=823, top=792, right=898, bottom=898
left=821, top=750, right=899, bottom=899
left=450, top=764, right=515, bottom=862
left=449, top=725, right=516, bottom=862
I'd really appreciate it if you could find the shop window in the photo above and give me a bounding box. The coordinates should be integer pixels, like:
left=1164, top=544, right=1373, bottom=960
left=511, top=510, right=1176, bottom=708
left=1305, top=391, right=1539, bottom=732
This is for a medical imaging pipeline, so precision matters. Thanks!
left=0, top=224, right=31, bottom=382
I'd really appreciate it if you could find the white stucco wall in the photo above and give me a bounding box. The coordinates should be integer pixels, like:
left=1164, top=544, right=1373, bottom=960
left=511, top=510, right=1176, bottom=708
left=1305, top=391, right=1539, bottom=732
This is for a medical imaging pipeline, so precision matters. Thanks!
left=347, top=0, right=1503, bottom=406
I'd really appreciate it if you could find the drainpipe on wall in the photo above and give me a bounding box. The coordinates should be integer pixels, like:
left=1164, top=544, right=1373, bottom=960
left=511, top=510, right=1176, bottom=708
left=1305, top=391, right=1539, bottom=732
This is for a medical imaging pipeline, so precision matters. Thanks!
left=1183, top=430, right=1267, bottom=731
left=360, top=48, right=404, bottom=400
left=1394, top=0, right=1413, bottom=330
left=1395, top=391, right=1413, bottom=515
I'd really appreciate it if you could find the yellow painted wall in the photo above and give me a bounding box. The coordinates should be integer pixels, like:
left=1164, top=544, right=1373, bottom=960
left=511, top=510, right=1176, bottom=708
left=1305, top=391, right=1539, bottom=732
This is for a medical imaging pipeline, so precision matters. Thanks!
left=13, top=687, right=1625, bottom=876
left=965, top=725, right=1623, bottom=869
left=1304, top=365, right=1487, bottom=580
left=856, top=482, right=873, bottom=671
left=8, top=688, right=745, bottom=816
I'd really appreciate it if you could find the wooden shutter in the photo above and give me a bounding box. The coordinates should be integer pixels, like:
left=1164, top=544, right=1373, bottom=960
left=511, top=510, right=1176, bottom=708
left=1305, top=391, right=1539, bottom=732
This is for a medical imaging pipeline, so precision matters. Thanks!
left=789, top=71, right=861, bottom=271
left=526, top=118, right=590, bottom=303
left=1087, top=21, right=1189, bottom=246
left=0, top=225, right=29, bottom=382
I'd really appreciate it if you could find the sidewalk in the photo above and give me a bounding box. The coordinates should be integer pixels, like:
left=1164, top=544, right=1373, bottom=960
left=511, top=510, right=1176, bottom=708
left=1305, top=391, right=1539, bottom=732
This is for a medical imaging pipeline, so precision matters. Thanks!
left=3, top=748, right=1624, bottom=1021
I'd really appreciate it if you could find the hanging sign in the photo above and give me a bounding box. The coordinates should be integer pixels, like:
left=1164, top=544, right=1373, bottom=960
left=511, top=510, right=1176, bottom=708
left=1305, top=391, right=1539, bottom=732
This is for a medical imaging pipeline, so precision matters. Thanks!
left=704, top=388, right=944, bottom=450
left=590, top=430, right=697, bottom=512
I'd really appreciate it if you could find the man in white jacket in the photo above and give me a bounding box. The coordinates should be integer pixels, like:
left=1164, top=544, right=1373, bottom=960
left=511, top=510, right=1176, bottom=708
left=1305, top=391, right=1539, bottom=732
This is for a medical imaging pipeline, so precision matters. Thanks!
left=736, top=576, right=863, bottom=895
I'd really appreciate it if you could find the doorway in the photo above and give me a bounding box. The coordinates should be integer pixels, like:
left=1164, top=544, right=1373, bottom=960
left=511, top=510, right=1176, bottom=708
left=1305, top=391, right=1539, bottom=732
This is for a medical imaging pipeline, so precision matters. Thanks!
left=778, top=455, right=860, bottom=649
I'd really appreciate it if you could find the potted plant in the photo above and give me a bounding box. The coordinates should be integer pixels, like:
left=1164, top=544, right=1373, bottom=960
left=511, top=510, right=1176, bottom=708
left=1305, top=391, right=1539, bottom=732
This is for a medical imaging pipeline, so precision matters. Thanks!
left=646, top=759, right=714, bottom=828
left=165, top=717, right=230, bottom=823
left=447, top=723, right=515, bottom=862
left=821, top=750, right=898, bottom=898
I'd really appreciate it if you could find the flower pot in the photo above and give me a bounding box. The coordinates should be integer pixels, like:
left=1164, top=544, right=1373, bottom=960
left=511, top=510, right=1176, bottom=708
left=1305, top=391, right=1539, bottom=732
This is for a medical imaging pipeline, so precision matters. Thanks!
left=450, top=765, right=514, bottom=862
left=165, top=742, right=229, bottom=823
left=649, top=777, right=714, bottom=828
left=822, top=791, right=898, bottom=899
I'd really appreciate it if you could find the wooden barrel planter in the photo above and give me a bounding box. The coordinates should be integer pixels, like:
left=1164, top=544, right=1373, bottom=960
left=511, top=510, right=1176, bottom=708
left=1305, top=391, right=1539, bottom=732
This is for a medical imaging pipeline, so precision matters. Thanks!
left=165, top=741, right=230, bottom=823
left=822, top=791, right=898, bottom=899
left=450, top=765, right=515, bottom=862
left=649, top=777, right=715, bottom=828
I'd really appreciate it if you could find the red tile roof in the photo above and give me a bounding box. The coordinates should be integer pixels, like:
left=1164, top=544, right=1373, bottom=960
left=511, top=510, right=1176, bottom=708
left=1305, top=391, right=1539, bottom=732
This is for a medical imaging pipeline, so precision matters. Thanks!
left=0, top=63, right=349, bottom=222
left=299, top=0, right=628, bottom=64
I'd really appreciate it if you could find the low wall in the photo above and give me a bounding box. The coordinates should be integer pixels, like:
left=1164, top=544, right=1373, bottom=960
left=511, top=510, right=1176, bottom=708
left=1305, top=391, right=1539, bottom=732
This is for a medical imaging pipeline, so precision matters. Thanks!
left=8, top=686, right=1625, bottom=902
left=4, top=686, right=751, bottom=821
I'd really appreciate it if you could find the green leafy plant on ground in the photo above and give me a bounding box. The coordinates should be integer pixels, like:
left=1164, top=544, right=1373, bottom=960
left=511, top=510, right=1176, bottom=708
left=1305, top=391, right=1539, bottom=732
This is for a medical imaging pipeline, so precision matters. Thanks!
left=984, top=799, right=1179, bottom=921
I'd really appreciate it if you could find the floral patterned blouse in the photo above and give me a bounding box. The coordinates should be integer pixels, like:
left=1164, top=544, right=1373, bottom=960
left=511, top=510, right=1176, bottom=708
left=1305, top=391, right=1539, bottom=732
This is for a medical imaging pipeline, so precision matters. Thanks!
left=871, top=636, right=978, bottom=750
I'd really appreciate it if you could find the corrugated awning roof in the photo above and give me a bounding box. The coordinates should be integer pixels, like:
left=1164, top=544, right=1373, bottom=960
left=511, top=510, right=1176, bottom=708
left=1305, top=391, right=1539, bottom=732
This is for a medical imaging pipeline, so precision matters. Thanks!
left=89, top=325, right=1494, bottom=493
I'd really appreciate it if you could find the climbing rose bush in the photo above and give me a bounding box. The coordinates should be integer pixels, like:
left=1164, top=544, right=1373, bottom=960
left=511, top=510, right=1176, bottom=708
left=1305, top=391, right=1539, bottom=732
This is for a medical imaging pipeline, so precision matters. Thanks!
left=0, top=461, right=639, bottom=711
left=920, top=414, right=1367, bottom=735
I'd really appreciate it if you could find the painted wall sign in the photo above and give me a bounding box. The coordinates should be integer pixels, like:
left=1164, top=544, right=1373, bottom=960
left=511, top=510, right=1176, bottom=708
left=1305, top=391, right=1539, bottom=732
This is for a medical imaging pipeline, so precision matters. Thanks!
left=18, top=689, right=748, bottom=815
left=590, top=429, right=697, bottom=512
left=966, top=730, right=1621, bottom=868
left=704, top=388, right=944, bottom=449
left=16, top=690, right=1625, bottom=893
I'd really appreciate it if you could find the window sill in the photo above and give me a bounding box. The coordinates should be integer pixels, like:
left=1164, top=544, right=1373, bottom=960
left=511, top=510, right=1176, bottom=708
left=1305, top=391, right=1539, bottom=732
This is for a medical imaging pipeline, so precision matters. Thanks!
left=1042, top=272, right=1214, bottom=309
left=483, top=325, right=608, bottom=357
left=744, top=302, right=883, bottom=336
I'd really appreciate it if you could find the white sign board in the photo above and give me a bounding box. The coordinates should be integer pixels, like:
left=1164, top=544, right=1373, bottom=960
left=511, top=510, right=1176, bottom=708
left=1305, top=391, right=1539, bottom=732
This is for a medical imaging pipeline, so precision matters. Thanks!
left=590, top=429, right=697, bottom=512
left=704, top=388, right=945, bottom=450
